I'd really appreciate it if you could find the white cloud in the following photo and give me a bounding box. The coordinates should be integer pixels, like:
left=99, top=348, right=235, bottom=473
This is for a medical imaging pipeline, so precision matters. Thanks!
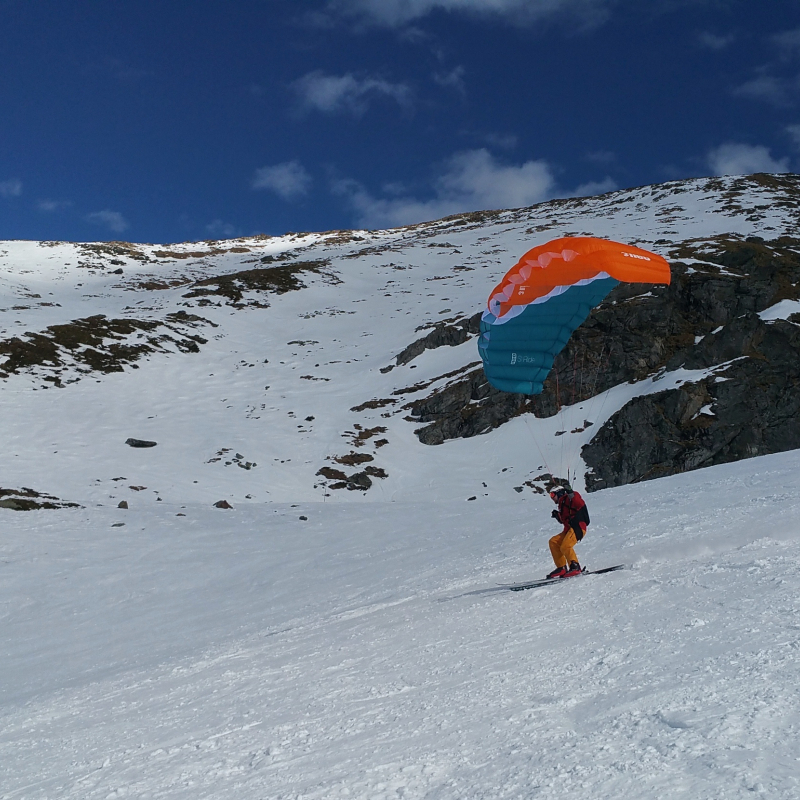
left=38, top=199, right=72, bottom=212
left=327, top=0, right=614, bottom=27
left=585, top=149, right=616, bottom=166
left=0, top=179, right=22, bottom=198
left=205, top=219, right=239, bottom=238
left=697, top=32, right=735, bottom=51
left=571, top=176, right=617, bottom=197
left=293, top=71, right=411, bottom=115
left=334, top=148, right=557, bottom=228
left=733, top=74, right=793, bottom=107
left=438, top=149, right=555, bottom=206
left=483, top=132, right=518, bottom=150
left=732, top=30, right=800, bottom=107
left=252, top=161, right=312, bottom=200
left=86, top=209, right=129, bottom=233
left=434, top=65, right=466, bottom=95
left=773, top=27, right=800, bottom=57
left=787, top=123, right=800, bottom=149
left=707, top=143, right=790, bottom=176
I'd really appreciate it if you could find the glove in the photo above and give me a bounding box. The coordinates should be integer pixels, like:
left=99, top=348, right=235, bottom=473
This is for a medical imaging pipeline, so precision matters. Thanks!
left=551, top=509, right=561, bottom=521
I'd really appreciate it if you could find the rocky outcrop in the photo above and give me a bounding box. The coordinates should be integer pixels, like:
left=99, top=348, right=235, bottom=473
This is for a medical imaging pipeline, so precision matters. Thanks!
left=390, top=313, right=481, bottom=368
left=407, top=367, right=532, bottom=445
left=125, top=438, right=157, bottom=448
left=583, top=312, right=800, bottom=489
left=404, top=235, right=800, bottom=489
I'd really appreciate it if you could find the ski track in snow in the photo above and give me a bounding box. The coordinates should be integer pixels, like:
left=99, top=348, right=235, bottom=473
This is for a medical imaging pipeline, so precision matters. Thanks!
left=1, top=177, right=800, bottom=798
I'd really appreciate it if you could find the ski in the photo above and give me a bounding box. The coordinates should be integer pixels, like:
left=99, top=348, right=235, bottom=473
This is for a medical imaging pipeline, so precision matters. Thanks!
left=498, top=564, right=625, bottom=592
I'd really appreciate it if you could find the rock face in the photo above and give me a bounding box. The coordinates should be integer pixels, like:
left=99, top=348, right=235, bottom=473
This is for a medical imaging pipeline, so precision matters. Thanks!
left=391, top=313, right=481, bottom=368
left=583, top=313, right=800, bottom=489
left=408, top=368, right=532, bottom=445
left=403, top=235, right=800, bottom=489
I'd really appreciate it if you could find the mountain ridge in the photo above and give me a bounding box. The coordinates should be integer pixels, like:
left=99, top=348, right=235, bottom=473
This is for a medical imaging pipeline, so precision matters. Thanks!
left=1, top=172, right=799, bottom=507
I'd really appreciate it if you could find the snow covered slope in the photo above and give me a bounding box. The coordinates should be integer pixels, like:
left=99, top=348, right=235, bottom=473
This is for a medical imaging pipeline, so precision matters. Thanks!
left=1, top=173, right=799, bottom=507
left=2, top=452, right=800, bottom=798
left=2, top=174, right=800, bottom=798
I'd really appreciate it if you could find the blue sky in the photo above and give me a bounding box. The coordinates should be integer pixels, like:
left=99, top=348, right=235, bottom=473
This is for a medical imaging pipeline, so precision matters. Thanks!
left=2, top=0, right=799, bottom=243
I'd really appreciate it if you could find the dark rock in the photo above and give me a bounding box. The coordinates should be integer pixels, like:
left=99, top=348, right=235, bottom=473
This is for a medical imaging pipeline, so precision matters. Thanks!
left=214, top=500, right=233, bottom=509
left=407, top=367, right=532, bottom=445
left=399, top=234, right=800, bottom=490
left=583, top=315, right=800, bottom=490
left=346, top=471, right=372, bottom=491
left=125, top=438, right=157, bottom=448
left=117, top=500, right=128, bottom=509
left=394, top=312, right=481, bottom=366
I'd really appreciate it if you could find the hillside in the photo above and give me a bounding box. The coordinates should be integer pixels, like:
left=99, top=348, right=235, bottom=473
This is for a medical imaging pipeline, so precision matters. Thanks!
left=2, top=446, right=800, bottom=798
left=1, top=173, right=800, bottom=509
left=3, top=174, right=800, bottom=798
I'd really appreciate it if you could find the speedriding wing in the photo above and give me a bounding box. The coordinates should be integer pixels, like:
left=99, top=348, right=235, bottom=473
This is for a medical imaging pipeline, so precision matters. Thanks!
left=478, top=237, right=671, bottom=394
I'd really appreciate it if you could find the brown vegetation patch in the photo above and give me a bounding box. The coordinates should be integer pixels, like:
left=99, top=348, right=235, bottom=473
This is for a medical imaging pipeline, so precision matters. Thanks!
left=153, top=249, right=225, bottom=260
left=334, top=452, right=375, bottom=466
left=80, top=242, right=151, bottom=263
left=317, top=466, right=349, bottom=482
left=0, top=311, right=214, bottom=382
left=137, top=279, right=191, bottom=291
left=344, top=425, right=388, bottom=447
left=182, top=259, right=335, bottom=306
left=316, top=462, right=388, bottom=492
left=0, top=487, right=80, bottom=510
left=350, top=398, right=397, bottom=412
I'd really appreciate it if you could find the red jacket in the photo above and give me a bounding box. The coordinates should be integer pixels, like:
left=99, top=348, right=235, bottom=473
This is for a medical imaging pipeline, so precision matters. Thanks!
left=556, top=490, right=590, bottom=534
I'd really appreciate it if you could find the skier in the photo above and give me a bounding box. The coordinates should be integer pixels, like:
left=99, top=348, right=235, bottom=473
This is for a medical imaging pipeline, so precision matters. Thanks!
left=546, top=485, right=590, bottom=579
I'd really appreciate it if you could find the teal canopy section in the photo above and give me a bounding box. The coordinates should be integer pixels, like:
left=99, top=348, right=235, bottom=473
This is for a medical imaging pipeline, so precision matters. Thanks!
left=478, top=277, right=619, bottom=395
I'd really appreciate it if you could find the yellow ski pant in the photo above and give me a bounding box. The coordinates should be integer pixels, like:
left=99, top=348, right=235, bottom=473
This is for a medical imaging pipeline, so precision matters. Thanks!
left=549, top=526, right=587, bottom=568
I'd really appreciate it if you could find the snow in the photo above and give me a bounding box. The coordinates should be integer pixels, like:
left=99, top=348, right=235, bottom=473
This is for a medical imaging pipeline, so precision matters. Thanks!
left=2, top=454, right=800, bottom=798
left=759, top=299, right=800, bottom=322
left=692, top=402, right=715, bottom=419
left=2, top=175, right=800, bottom=798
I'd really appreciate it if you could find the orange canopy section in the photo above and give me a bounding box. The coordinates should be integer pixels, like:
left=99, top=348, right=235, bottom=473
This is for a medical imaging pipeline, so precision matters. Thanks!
left=487, top=237, right=671, bottom=320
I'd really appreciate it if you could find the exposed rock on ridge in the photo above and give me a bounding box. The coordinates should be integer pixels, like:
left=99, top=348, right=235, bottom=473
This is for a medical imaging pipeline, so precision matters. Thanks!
left=402, top=235, right=800, bottom=488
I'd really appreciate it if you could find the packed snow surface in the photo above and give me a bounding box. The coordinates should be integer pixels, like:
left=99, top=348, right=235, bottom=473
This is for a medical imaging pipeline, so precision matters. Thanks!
left=2, top=453, right=800, bottom=799
left=2, top=175, right=800, bottom=798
